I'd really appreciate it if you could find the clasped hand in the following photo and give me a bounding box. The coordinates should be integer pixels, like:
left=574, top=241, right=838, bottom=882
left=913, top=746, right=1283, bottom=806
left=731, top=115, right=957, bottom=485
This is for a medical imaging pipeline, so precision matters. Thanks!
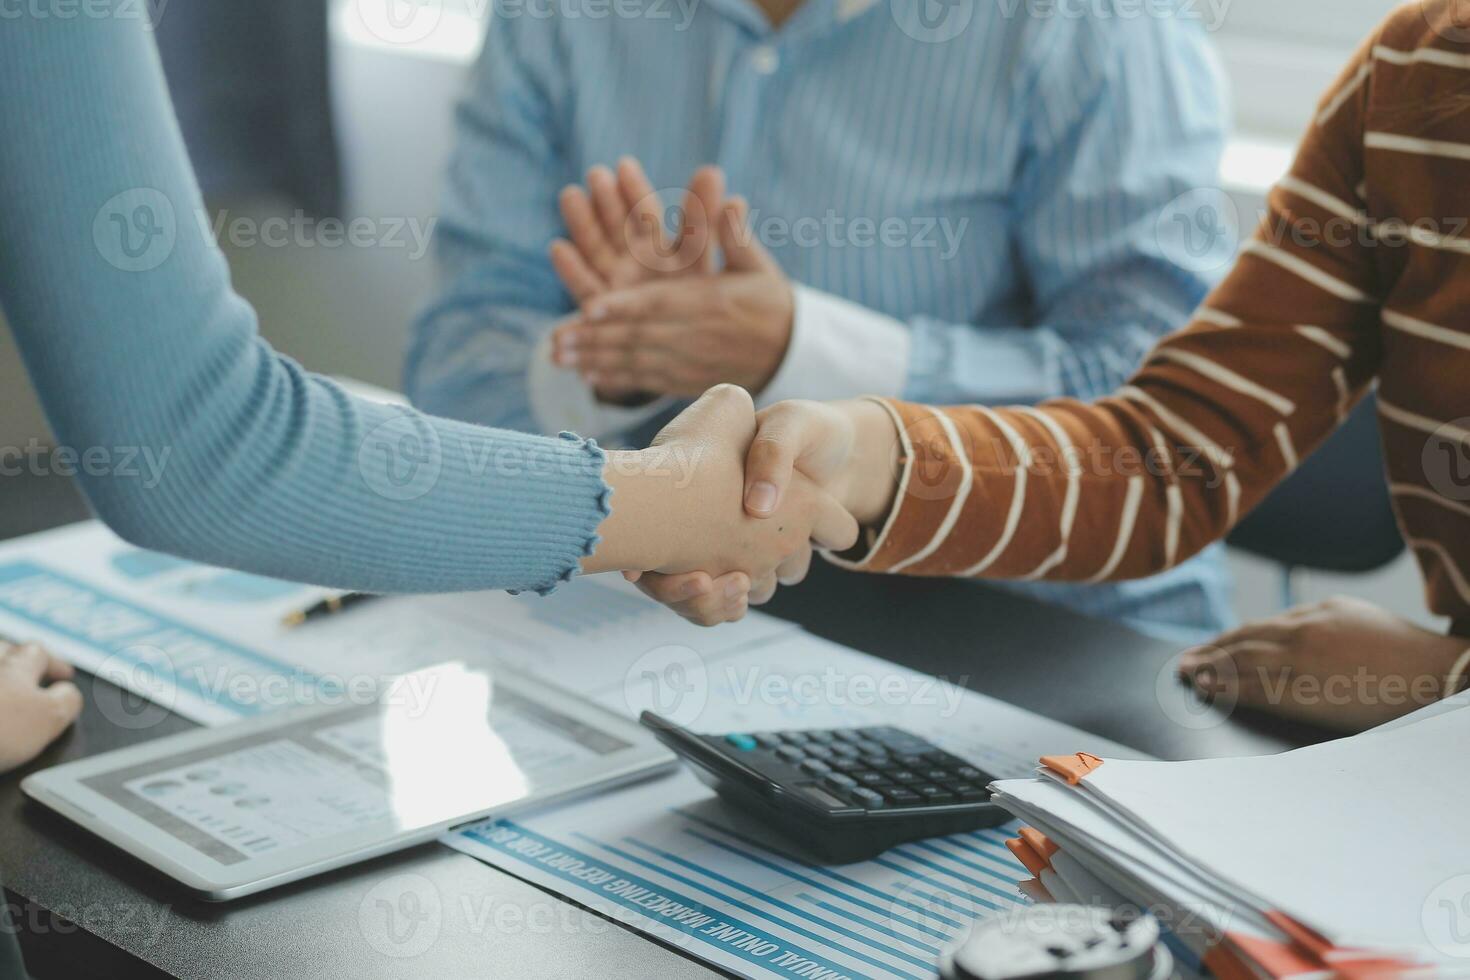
left=547, top=158, right=794, bottom=399
left=588, top=388, right=900, bottom=626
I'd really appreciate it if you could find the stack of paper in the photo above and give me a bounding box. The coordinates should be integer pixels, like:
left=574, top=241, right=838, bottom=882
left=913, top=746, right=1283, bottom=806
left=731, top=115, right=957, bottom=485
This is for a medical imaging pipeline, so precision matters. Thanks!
left=990, top=694, right=1470, bottom=979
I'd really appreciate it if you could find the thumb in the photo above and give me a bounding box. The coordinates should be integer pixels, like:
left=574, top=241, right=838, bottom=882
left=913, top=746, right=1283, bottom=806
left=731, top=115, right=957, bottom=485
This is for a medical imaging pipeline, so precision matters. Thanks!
left=718, top=197, right=777, bottom=274
left=44, top=680, right=84, bottom=734
left=744, top=404, right=816, bottom=518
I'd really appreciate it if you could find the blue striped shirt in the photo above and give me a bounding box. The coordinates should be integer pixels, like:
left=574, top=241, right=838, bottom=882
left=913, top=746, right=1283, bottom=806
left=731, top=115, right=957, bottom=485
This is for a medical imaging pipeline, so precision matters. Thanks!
left=406, top=0, right=1237, bottom=641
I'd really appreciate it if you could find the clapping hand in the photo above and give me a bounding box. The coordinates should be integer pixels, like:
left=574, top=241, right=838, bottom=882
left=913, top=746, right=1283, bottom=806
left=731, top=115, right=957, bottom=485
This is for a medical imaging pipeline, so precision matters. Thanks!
left=548, top=159, right=796, bottom=400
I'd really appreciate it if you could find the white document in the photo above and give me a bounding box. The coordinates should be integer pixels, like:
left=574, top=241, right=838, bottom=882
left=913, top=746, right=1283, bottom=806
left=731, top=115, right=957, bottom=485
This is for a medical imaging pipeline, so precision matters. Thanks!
left=1075, top=708, right=1470, bottom=962
left=0, top=521, right=797, bottom=724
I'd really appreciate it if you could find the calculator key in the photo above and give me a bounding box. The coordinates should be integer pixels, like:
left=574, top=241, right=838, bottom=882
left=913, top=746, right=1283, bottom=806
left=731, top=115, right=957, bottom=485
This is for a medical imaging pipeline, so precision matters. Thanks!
left=852, top=740, right=886, bottom=756
left=858, top=727, right=894, bottom=740
left=882, top=787, right=922, bottom=805
left=806, top=730, right=836, bottom=743
left=887, top=769, right=922, bottom=783
left=854, top=771, right=890, bottom=786
left=922, top=768, right=954, bottom=783
left=779, top=731, right=811, bottom=744
left=830, top=743, right=860, bottom=758
left=922, top=751, right=957, bottom=765
left=724, top=733, right=759, bottom=751
left=823, top=773, right=858, bottom=791
left=916, top=785, right=956, bottom=802
left=850, top=788, right=886, bottom=808
left=827, top=758, right=866, bottom=773
left=800, top=759, right=832, bottom=775
left=951, top=784, right=989, bottom=801
left=753, top=733, right=782, bottom=749
left=776, top=746, right=806, bottom=763
left=894, top=754, right=928, bottom=768
left=804, top=745, right=834, bottom=760
left=833, top=730, right=866, bottom=743
left=955, top=766, right=986, bottom=781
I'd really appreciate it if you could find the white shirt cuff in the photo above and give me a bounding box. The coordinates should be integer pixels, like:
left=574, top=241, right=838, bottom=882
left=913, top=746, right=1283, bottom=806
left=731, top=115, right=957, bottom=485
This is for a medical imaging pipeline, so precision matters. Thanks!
left=527, top=332, right=675, bottom=443
left=757, top=284, right=911, bottom=408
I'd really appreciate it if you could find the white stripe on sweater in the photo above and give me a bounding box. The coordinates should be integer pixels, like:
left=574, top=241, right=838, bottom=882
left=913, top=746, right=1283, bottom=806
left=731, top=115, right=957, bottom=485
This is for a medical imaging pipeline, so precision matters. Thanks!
left=1383, top=308, right=1470, bottom=352
left=955, top=407, right=1030, bottom=578
left=1015, top=406, right=1081, bottom=581
left=1379, top=398, right=1470, bottom=440
left=1366, top=131, right=1470, bottom=162
left=1277, top=176, right=1470, bottom=256
left=1242, top=240, right=1372, bottom=303
left=1373, top=45, right=1470, bottom=71
left=1295, top=325, right=1352, bottom=359
left=1194, top=307, right=1242, bottom=328
left=1145, top=423, right=1184, bottom=570
left=1087, top=478, right=1146, bottom=583
left=1277, top=175, right=1366, bottom=223
left=1316, top=62, right=1372, bottom=127
left=1391, top=483, right=1470, bottom=521
left=888, top=409, right=974, bottom=574
left=1151, top=347, right=1297, bottom=416
left=1274, top=422, right=1300, bottom=471
left=1332, top=367, right=1351, bottom=423
left=1120, top=386, right=1236, bottom=470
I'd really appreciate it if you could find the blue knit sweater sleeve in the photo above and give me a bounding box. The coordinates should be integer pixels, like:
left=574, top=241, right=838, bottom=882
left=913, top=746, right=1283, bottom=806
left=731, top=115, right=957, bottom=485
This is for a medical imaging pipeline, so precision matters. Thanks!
left=0, top=10, right=610, bottom=594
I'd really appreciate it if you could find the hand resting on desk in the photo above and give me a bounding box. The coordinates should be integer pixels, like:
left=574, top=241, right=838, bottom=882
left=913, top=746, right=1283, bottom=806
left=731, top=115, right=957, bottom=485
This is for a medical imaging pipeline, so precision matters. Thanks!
left=0, top=639, right=82, bottom=774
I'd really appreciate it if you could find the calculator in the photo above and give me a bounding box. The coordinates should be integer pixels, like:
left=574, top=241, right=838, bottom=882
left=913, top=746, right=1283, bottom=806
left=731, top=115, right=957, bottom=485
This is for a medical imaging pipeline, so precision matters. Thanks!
left=639, top=713, right=1010, bottom=864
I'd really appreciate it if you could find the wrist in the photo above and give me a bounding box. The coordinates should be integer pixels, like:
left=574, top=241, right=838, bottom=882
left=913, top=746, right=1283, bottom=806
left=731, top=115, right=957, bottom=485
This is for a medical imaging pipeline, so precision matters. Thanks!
left=583, top=449, right=676, bottom=574
left=835, top=399, right=900, bottom=527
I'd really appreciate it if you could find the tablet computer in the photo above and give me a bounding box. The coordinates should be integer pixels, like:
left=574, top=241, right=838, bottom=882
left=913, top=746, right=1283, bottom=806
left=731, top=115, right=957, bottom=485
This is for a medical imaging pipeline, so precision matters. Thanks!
left=23, top=662, right=674, bottom=900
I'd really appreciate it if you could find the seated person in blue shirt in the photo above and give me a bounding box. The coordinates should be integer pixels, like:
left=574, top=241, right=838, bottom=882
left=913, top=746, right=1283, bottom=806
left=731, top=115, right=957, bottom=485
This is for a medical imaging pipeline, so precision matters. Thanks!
left=406, top=0, right=1238, bottom=643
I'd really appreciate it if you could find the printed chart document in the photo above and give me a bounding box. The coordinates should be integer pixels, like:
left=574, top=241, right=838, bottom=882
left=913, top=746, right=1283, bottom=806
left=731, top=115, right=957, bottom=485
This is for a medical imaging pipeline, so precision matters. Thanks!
left=0, top=522, right=796, bottom=723
left=2, top=521, right=1147, bottom=980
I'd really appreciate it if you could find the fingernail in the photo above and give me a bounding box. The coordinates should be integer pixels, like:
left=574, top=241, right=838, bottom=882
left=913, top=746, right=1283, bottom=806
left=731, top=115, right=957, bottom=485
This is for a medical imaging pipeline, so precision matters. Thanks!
left=745, top=481, right=778, bottom=515
left=724, top=578, right=746, bottom=599
left=681, top=578, right=707, bottom=600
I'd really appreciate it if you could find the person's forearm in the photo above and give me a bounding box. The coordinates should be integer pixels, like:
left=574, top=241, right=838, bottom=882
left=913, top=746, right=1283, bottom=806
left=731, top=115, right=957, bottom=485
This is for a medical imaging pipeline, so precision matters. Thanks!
left=0, top=12, right=611, bottom=596
left=582, top=451, right=671, bottom=574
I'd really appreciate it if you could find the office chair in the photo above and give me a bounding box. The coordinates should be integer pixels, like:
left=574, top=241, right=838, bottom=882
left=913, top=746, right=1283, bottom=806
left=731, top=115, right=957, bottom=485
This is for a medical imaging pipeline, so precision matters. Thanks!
left=1226, top=393, right=1405, bottom=608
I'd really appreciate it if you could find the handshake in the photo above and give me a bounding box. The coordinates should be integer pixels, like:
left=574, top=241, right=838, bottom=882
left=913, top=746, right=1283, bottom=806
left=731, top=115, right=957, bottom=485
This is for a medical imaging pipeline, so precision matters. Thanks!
left=583, top=385, right=902, bottom=626
left=553, top=158, right=901, bottom=624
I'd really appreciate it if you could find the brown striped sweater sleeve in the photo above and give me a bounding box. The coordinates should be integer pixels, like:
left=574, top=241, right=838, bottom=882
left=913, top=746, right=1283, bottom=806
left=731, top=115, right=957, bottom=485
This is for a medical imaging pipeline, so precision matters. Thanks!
left=836, top=8, right=1470, bottom=634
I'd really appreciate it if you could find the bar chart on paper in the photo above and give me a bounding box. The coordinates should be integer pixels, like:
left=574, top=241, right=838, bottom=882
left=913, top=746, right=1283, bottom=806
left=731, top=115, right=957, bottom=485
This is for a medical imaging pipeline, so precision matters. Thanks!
left=450, top=776, right=1030, bottom=980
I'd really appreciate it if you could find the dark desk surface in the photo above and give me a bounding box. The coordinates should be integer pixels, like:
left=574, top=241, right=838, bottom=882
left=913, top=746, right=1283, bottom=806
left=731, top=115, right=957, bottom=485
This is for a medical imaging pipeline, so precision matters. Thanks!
left=0, top=471, right=1328, bottom=979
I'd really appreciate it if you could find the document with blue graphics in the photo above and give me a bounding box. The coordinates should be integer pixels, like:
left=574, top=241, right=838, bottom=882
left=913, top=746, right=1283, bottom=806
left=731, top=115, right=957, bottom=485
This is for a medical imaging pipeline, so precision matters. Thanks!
left=0, top=521, right=797, bottom=724
left=447, top=632, right=1145, bottom=980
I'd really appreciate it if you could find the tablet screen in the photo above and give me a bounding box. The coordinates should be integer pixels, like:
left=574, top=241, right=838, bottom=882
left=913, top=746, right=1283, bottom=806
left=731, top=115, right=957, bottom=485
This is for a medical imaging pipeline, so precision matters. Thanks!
left=77, top=678, right=633, bottom=866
